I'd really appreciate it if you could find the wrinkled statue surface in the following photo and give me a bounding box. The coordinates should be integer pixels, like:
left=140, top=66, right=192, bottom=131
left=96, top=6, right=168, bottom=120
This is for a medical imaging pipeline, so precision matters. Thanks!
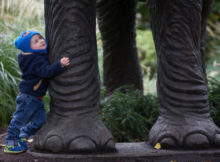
left=34, top=0, right=220, bottom=153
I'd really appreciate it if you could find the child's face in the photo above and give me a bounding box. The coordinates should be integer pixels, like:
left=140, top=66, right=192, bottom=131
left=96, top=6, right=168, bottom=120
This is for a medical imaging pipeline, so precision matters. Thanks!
left=30, top=34, right=47, bottom=50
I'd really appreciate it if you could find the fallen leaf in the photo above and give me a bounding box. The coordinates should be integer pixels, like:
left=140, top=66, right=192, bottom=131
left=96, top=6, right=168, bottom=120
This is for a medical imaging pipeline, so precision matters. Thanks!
left=154, top=142, right=161, bottom=149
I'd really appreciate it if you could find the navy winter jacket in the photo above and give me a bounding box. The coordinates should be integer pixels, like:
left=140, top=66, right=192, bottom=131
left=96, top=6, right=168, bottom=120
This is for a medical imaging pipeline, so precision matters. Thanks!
left=18, top=52, right=64, bottom=97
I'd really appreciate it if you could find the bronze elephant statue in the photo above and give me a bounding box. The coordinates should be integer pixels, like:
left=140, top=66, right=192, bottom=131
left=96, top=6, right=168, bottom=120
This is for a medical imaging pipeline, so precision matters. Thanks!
left=34, top=0, right=220, bottom=153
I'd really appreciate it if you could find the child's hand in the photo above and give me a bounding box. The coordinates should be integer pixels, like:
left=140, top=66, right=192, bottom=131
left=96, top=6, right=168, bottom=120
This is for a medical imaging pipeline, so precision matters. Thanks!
left=60, top=57, right=70, bottom=67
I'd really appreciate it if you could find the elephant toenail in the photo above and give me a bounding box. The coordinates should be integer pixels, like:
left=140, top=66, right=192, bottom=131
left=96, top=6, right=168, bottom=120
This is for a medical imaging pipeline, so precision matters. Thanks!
left=45, top=135, right=63, bottom=152
left=160, top=137, right=177, bottom=148
left=215, top=134, right=220, bottom=146
left=69, top=136, right=96, bottom=152
left=185, top=133, right=209, bottom=148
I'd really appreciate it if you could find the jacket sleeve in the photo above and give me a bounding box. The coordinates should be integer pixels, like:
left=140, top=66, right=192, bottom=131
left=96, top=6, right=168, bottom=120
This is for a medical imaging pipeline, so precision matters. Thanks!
left=31, top=56, right=64, bottom=78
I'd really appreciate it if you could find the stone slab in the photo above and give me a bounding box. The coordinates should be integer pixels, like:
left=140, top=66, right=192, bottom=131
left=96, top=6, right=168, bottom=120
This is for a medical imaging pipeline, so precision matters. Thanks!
left=28, top=142, right=220, bottom=162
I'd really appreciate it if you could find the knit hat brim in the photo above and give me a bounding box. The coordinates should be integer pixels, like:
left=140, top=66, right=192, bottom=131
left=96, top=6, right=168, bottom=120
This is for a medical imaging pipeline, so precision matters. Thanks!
left=15, top=31, right=47, bottom=54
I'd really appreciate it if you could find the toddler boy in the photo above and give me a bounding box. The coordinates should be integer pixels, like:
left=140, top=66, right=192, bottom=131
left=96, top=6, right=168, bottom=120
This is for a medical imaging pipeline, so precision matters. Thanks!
left=4, top=31, right=70, bottom=153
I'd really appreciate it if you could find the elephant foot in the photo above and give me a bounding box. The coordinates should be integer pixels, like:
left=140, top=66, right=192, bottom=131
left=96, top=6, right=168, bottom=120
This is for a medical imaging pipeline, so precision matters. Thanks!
left=34, top=115, right=115, bottom=153
left=149, top=116, right=220, bottom=149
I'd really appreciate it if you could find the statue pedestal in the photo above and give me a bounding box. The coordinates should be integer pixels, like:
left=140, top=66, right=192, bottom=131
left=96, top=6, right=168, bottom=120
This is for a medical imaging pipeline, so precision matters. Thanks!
left=28, top=142, right=220, bottom=162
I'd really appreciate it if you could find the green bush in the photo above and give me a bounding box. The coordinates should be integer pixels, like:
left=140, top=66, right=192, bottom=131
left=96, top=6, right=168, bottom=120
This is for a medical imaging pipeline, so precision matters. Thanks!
left=0, top=33, right=21, bottom=126
left=208, top=77, right=220, bottom=126
left=100, top=86, right=159, bottom=142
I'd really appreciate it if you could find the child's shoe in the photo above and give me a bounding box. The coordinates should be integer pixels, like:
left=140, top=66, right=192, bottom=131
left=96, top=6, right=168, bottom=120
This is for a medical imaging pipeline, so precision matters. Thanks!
left=20, top=137, right=28, bottom=150
left=4, top=140, right=26, bottom=154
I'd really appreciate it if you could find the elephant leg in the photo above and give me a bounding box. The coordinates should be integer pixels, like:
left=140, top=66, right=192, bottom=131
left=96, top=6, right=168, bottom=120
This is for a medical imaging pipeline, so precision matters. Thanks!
left=34, top=0, right=115, bottom=153
left=148, top=0, right=220, bottom=148
left=96, top=0, right=143, bottom=96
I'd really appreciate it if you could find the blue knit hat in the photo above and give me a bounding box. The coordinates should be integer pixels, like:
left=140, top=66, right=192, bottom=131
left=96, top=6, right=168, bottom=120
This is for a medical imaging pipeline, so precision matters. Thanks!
left=15, top=31, right=47, bottom=54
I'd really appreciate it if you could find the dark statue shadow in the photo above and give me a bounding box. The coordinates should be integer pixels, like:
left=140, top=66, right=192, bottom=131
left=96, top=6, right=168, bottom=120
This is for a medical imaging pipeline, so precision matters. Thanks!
left=32, top=0, right=220, bottom=154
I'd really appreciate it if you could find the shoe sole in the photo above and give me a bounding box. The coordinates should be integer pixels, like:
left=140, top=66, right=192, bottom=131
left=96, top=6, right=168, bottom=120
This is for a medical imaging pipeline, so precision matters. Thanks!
left=4, top=149, right=25, bottom=154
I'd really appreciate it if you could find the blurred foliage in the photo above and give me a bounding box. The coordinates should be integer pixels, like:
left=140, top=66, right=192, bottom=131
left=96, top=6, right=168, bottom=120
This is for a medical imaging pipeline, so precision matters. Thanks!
left=0, top=0, right=45, bottom=34
left=96, top=25, right=104, bottom=84
left=206, top=0, right=220, bottom=62
left=136, top=2, right=150, bottom=30
left=136, top=29, right=156, bottom=79
left=210, top=0, right=220, bottom=21
left=0, top=33, right=20, bottom=126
